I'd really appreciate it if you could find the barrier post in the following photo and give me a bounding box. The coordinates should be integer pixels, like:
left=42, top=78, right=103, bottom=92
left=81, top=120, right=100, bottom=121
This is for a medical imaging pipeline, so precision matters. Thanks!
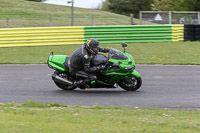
left=139, top=11, right=142, bottom=25
left=91, top=15, right=95, bottom=26
left=169, top=11, right=172, bottom=24
left=198, top=12, right=200, bottom=24
left=50, top=16, right=53, bottom=27
left=130, top=14, right=134, bottom=25
left=6, top=18, right=9, bottom=28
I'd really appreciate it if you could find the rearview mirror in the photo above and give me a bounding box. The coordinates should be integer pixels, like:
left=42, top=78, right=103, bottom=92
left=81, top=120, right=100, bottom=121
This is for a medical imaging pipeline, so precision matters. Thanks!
left=122, top=43, right=127, bottom=53
left=122, top=42, right=128, bottom=47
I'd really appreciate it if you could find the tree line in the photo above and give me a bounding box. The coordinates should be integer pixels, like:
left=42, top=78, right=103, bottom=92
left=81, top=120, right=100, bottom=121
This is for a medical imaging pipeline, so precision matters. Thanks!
left=26, top=0, right=46, bottom=2
left=27, top=0, right=200, bottom=18
left=101, top=0, right=200, bottom=18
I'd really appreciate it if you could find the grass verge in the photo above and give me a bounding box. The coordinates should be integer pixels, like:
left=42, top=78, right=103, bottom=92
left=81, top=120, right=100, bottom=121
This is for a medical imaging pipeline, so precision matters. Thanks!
left=0, top=101, right=200, bottom=133
left=0, top=0, right=150, bottom=28
left=0, top=41, right=200, bottom=65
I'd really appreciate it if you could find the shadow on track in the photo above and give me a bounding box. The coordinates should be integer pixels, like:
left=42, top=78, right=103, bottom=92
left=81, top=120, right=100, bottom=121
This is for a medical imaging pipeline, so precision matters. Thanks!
left=51, top=88, right=142, bottom=97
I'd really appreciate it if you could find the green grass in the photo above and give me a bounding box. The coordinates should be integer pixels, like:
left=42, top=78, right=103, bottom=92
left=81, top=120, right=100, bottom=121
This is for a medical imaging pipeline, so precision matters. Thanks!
left=0, top=41, right=200, bottom=65
left=0, top=101, right=200, bottom=133
left=0, top=0, right=151, bottom=28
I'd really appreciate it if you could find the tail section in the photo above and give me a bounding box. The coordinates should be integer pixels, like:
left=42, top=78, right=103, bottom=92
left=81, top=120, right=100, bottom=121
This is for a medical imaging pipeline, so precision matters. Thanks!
left=47, top=51, right=69, bottom=71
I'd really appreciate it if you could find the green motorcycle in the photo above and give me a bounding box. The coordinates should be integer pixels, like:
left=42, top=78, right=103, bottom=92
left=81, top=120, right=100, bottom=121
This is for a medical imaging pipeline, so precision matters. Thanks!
left=47, top=43, right=142, bottom=91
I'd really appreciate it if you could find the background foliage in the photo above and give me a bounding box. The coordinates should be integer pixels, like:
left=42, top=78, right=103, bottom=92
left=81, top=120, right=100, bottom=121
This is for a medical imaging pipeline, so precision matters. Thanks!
left=152, top=0, right=200, bottom=11
left=101, top=0, right=200, bottom=18
left=26, top=0, right=46, bottom=2
left=101, top=0, right=153, bottom=18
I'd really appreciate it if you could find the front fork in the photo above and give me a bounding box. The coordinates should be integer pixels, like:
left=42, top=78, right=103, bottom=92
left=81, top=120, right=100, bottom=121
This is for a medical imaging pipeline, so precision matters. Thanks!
left=122, top=70, right=141, bottom=87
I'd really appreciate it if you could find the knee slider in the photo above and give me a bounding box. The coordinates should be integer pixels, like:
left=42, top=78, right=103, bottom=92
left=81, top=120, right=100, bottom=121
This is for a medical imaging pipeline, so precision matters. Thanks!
left=89, top=75, right=97, bottom=81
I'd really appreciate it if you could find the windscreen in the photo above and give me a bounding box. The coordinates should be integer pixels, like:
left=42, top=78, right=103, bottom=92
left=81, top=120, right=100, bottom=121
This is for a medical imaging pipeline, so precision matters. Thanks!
left=108, top=48, right=128, bottom=60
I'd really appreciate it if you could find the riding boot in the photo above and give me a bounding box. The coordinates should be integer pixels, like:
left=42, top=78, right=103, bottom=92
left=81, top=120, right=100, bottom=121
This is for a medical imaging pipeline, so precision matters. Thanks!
left=73, top=79, right=91, bottom=89
left=73, top=80, right=85, bottom=87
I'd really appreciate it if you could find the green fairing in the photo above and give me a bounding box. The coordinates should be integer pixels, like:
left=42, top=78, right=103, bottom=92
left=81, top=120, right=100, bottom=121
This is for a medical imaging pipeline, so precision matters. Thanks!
left=97, top=49, right=140, bottom=85
left=103, top=49, right=135, bottom=74
left=131, top=70, right=141, bottom=78
left=48, top=55, right=68, bottom=71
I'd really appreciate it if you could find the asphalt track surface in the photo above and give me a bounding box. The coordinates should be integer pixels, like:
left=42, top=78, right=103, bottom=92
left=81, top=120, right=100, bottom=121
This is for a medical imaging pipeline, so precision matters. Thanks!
left=0, top=64, right=200, bottom=110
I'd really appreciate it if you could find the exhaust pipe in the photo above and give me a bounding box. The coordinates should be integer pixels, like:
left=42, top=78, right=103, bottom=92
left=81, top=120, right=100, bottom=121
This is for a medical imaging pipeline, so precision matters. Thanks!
left=52, top=74, right=73, bottom=85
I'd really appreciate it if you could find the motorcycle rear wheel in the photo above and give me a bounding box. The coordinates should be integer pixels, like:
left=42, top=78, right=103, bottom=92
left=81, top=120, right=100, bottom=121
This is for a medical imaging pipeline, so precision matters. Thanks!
left=118, top=77, right=142, bottom=91
left=54, top=81, right=76, bottom=90
left=53, top=71, right=76, bottom=91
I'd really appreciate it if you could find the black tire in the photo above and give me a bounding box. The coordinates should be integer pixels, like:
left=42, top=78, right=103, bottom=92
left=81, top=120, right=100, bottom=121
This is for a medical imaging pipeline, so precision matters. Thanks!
left=184, top=34, right=195, bottom=37
left=195, top=31, right=200, bottom=35
left=184, top=39, right=195, bottom=41
left=54, top=81, right=76, bottom=90
left=184, top=37, right=195, bottom=40
left=53, top=71, right=76, bottom=91
left=118, top=77, right=142, bottom=91
left=184, top=36, right=195, bottom=39
left=195, top=28, right=200, bottom=32
left=195, top=35, right=200, bottom=38
left=195, top=35, right=200, bottom=40
left=195, top=25, right=200, bottom=28
left=184, top=33, right=196, bottom=36
left=184, top=24, right=195, bottom=28
left=184, top=29, right=195, bottom=32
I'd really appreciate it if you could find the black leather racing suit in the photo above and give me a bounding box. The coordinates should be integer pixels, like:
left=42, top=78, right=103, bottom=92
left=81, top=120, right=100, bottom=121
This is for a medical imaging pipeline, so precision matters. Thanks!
left=67, top=43, right=109, bottom=85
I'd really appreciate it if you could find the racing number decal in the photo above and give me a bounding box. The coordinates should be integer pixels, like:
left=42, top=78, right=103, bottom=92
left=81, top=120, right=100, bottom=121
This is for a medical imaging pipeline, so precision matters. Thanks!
left=87, top=40, right=91, bottom=45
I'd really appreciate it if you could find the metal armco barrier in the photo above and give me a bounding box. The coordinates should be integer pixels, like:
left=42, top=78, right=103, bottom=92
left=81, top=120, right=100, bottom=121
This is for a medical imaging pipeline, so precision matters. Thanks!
left=0, top=26, right=85, bottom=47
left=85, top=25, right=183, bottom=43
left=0, top=25, right=184, bottom=48
left=172, top=25, right=184, bottom=42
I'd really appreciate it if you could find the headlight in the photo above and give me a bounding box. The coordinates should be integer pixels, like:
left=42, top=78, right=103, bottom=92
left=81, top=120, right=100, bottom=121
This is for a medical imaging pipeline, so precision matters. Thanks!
left=125, top=66, right=135, bottom=71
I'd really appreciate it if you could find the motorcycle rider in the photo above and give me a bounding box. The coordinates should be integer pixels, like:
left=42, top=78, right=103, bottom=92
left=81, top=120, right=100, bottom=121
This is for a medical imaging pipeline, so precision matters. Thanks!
left=65, top=38, right=110, bottom=87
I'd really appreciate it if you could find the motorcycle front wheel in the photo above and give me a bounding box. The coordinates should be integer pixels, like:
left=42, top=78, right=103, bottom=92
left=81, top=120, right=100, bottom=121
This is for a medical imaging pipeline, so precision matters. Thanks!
left=118, top=77, right=142, bottom=91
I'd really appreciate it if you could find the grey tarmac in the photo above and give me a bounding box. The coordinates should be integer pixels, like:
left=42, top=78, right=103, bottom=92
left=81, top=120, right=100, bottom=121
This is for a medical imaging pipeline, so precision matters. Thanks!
left=0, top=64, right=200, bottom=110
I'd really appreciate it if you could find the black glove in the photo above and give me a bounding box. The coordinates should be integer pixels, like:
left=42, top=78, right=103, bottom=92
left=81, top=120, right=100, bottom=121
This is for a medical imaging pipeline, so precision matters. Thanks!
left=100, top=65, right=106, bottom=70
left=112, top=63, right=119, bottom=67
left=96, top=65, right=106, bottom=71
left=106, top=63, right=119, bottom=70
